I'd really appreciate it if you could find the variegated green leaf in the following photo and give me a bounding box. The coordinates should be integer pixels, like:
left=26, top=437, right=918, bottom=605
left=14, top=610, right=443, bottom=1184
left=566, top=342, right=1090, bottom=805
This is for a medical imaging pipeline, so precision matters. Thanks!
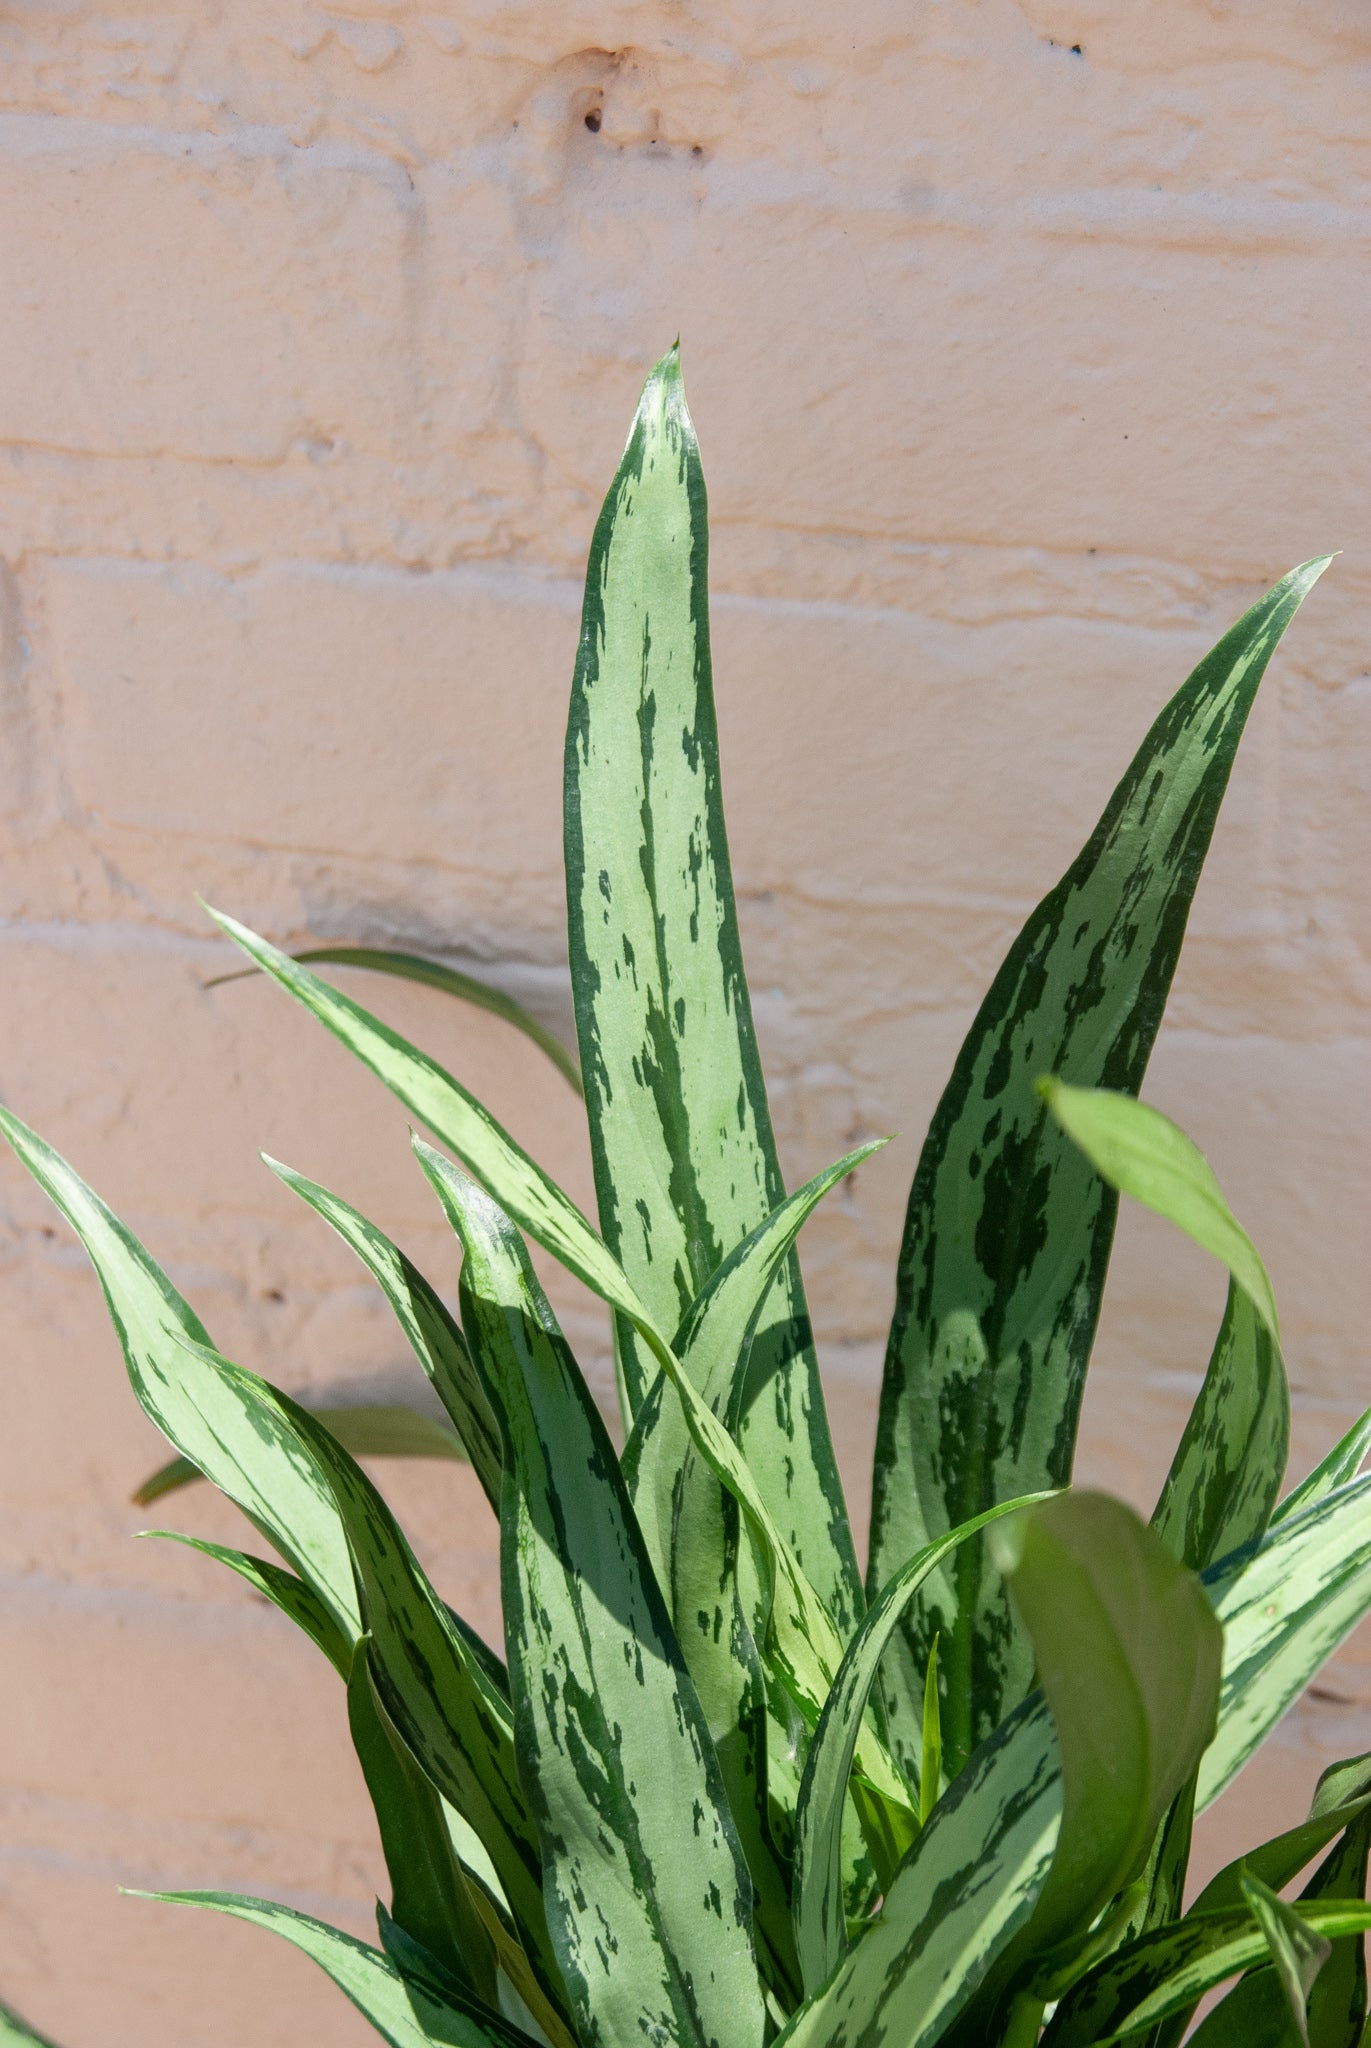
left=134, top=1403, right=470, bottom=1510
left=166, top=1333, right=561, bottom=2010
left=1200, top=1477, right=1371, bottom=1808
left=870, top=560, right=1328, bottom=1775
left=210, top=945, right=582, bottom=1094
left=134, top=1891, right=528, bottom=2048
left=617, top=1140, right=886, bottom=1990
left=0, top=1106, right=360, bottom=1643
left=1042, top=1901, right=1371, bottom=2048
left=1276, top=1408, right=1371, bottom=1526
left=1244, top=1872, right=1333, bottom=2047
left=791, top=1493, right=1048, bottom=1996
left=266, top=1156, right=503, bottom=1511
left=206, top=908, right=648, bottom=1330
left=1041, top=1080, right=1289, bottom=1573
left=563, top=344, right=862, bottom=1635
left=139, top=1530, right=353, bottom=1677
left=422, top=1156, right=765, bottom=2048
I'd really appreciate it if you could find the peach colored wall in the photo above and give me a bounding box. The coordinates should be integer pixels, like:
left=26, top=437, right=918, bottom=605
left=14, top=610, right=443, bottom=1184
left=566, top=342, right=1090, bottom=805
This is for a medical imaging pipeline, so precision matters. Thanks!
left=1, top=4, right=1368, bottom=2042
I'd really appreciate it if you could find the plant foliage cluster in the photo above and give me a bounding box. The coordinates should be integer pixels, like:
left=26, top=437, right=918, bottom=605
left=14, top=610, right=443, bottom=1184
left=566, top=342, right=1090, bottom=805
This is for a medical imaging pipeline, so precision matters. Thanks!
left=4, top=352, right=1370, bottom=2047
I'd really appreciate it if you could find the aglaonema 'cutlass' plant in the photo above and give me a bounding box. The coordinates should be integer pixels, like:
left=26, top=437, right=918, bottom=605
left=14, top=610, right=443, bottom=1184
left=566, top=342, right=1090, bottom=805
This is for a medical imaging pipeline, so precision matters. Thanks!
left=5, top=349, right=1370, bottom=2046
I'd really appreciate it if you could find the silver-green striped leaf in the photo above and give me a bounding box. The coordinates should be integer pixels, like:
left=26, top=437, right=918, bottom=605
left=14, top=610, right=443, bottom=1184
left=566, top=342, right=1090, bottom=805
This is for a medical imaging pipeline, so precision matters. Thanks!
left=791, top=1493, right=1048, bottom=1996
left=1275, top=1406, right=1371, bottom=1527
left=1199, top=1476, right=1371, bottom=1809
left=139, top=1530, right=353, bottom=1678
left=422, top=1152, right=765, bottom=2048
left=266, top=1156, right=502, bottom=1512
left=134, top=1891, right=528, bottom=2048
left=0, top=2002, right=61, bottom=2048
left=869, top=560, right=1329, bottom=1775
left=134, top=1403, right=471, bottom=1510
left=564, top=345, right=862, bottom=1635
left=167, top=1333, right=560, bottom=2010
left=783, top=1467, right=1371, bottom=2048
left=1041, top=1080, right=1289, bottom=1574
left=209, top=944, right=582, bottom=1094
left=0, top=1106, right=360, bottom=1644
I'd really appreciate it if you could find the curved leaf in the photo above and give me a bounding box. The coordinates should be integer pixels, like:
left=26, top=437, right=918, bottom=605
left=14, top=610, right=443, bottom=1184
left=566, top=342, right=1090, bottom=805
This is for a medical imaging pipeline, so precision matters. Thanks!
left=423, top=1155, right=766, bottom=2048
left=1041, top=1079, right=1289, bottom=1573
left=870, top=559, right=1327, bottom=1775
left=133, top=1891, right=529, bottom=2048
left=1243, top=1871, right=1332, bottom=2047
left=0, top=2001, right=62, bottom=2048
left=134, top=1404, right=470, bottom=1510
left=0, top=1106, right=360, bottom=1644
left=139, top=1530, right=353, bottom=1678
left=1276, top=1408, right=1371, bottom=1527
left=209, top=945, right=582, bottom=1094
left=564, top=342, right=861, bottom=1636
left=264, top=1159, right=501, bottom=1510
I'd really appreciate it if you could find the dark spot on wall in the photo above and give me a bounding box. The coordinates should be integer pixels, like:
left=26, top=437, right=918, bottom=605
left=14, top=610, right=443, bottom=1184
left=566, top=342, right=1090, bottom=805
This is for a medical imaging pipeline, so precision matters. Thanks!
left=584, top=107, right=602, bottom=132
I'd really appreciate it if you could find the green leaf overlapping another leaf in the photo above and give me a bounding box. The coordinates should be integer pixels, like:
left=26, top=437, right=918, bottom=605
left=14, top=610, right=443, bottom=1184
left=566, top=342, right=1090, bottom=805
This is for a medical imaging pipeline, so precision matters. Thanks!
left=423, top=1154, right=766, bottom=2048
left=869, top=558, right=1328, bottom=1777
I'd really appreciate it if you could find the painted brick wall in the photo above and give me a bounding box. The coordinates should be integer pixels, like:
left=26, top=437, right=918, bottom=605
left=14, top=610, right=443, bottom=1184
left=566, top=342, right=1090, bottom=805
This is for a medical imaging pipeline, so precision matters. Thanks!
left=0, top=4, right=1368, bottom=2040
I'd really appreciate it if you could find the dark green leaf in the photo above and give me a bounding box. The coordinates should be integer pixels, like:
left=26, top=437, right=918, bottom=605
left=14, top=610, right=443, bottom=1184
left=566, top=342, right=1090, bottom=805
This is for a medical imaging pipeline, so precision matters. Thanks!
left=1245, top=1871, right=1333, bottom=2046
left=563, top=343, right=862, bottom=1636
left=348, top=1638, right=499, bottom=2007
left=209, top=945, right=582, bottom=1094
left=422, top=1153, right=766, bottom=2048
left=869, top=560, right=1327, bottom=1775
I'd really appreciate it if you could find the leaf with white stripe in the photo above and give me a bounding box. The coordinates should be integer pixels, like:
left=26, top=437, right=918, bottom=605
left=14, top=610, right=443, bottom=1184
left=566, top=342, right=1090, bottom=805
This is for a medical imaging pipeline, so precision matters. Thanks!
left=0, top=1106, right=359, bottom=1644
left=424, top=1155, right=766, bottom=2048
left=134, top=1404, right=471, bottom=1510
left=564, top=344, right=862, bottom=1634
left=1276, top=1406, right=1371, bottom=1526
left=870, top=560, right=1328, bottom=1776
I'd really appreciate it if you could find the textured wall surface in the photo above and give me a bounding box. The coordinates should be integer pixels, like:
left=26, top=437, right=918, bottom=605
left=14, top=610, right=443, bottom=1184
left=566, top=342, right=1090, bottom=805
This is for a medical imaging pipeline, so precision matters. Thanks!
left=0, top=3, right=1368, bottom=2040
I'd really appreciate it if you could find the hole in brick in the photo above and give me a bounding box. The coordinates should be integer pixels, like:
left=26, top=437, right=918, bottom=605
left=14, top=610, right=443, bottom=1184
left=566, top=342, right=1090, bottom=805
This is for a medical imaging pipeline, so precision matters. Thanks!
left=584, top=107, right=602, bottom=132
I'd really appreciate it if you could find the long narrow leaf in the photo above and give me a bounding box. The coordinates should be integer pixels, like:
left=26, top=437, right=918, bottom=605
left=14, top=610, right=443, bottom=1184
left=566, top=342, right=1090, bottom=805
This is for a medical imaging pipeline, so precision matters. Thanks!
left=266, top=1156, right=503, bottom=1511
left=563, top=343, right=862, bottom=1634
left=0, top=2002, right=61, bottom=2048
left=166, top=1334, right=562, bottom=2010
left=870, top=559, right=1327, bottom=1775
left=1276, top=1408, right=1371, bottom=1526
left=791, top=1493, right=1049, bottom=1995
left=134, top=1891, right=529, bottom=2048
left=1244, top=1872, right=1332, bottom=2047
left=424, top=1158, right=766, bottom=2048
left=210, top=946, right=583, bottom=1094
left=1041, top=1080, right=1289, bottom=1573
left=139, top=1530, right=353, bottom=1677
left=0, top=1107, right=360, bottom=1642
left=134, top=1404, right=470, bottom=1509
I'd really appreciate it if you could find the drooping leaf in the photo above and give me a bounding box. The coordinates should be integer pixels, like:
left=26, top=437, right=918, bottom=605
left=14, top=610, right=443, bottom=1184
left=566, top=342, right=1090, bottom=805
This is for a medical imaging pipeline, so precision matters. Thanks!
left=422, top=1157, right=766, bottom=2048
left=1042, top=1903, right=1371, bottom=2048
left=0, top=1107, right=359, bottom=1643
left=1041, top=1079, right=1288, bottom=1573
left=1192, top=1756, right=1371, bottom=1919
left=139, top=1530, right=354, bottom=1677
left=1245, top=1871, right=1334, bottom=2047
left=1295, top=1805, right=1371, bottom=2048
left=165, top=1333, right=560, bottom=2009
left=1276, top=1409, right=1371, bottom=1526
left=790, top=1494, right=1049, bottom=1996
left=205, top=908, right=652, bottom=1333
left=563, top=341, right=862, bottom=1636
left=133, top=1891, right=529, bottom=2048
left=266, top=1155, right=503, bottom=1511
left=921, top=1632, right=943, bottom=1830
left=209, top=945, right=583, bottom=1094
left=134, top=1404, right=470, bottom=1509
left=869, top=560, right=1328, bottom=1776
left=1200, top=1477, right=1371, bottom=1808
left=348, top=1638, right=499, bottom=2008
